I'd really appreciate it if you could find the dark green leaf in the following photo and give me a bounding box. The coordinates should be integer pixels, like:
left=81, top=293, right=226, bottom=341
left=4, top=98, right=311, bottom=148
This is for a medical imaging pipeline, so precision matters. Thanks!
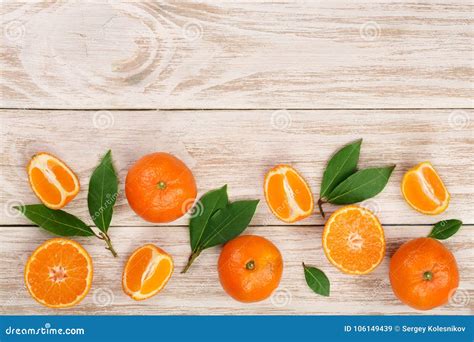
left=14, top=204, right=94, bottom=237
left=320, top=139, right=362, bottom=198
left=327, top=166, right=395, bottom=204
left=190, top=185, right=228, bottom=251
left=428, top=219, right=463, bottom=240
left=303, top=263, right=330, bottom=297
left=87, top=150, right=118, bottom=232
left=200, top=200, right=259, bottom=249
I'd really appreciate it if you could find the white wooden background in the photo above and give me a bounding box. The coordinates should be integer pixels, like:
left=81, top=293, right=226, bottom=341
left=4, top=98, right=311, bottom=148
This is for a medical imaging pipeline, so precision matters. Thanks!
left=0, top=1, right=473, bottom=315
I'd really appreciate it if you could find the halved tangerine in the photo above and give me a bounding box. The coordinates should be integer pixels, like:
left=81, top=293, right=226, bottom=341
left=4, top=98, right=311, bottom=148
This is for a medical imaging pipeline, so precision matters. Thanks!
left=264, top=165, right=314, bottom=223
left=401, top=162, right=450, bottom=215
left=323, top=205, right=385, bottom=275
left=24, top=238, right=93, bottom=308
left=122, top=244, right=174, bottom=301
left=27, top=153, right=80, bottom=209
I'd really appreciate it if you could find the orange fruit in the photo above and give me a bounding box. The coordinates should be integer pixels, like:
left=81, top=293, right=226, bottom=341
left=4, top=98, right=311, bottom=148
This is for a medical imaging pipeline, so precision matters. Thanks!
left=401, top=162, right=450, bottom=215
left=24, top=238, right=93, bottom=308
left=27, top=152, right=80, bottom=209
left=323, top=205, right=385, bottom=275
left=264, top=165, right=314, bottom=223
left=218, top=235, right=283, bottom=303
left=389, top=237, right=459, bottom=310
left=125, top=152, right=197, bottom=223
left=122, top=244, right=174, bottom=301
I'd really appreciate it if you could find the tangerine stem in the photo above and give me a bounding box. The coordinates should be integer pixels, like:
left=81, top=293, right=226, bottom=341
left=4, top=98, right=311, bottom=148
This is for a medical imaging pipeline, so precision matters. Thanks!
left=423, top=271, right=433, bottom=281
left=182, top=251, right=201, bottom=273
left=99, top=232, right=118, bottom=258
left=318, top=198, right=326, bottom=218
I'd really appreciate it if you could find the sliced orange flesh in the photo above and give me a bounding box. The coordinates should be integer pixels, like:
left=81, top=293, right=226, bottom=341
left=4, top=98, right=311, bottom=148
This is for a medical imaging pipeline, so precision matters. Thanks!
left=264, top=165, right=314, bottom=223
left=323, top=205, right=385, bottom=275
left=401, top=162, right=450, bottom=215
left=24, top=238, right=93, bottom=308
left=27, top=153, right=80, bottom=210
left=122, top=244, right=174, bottom=301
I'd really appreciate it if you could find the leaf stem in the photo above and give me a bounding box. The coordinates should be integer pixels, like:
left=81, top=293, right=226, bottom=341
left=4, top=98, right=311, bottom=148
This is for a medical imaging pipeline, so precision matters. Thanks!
left=99, top=232, right=118, bottom=258
left=317, top=198, right=326, bottom=218
left=181, top=250, right=201, bottom=273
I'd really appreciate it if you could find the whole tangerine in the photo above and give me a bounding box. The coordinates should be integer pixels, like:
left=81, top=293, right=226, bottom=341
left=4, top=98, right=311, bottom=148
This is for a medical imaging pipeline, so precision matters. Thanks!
left=389, top=237, right=459, bottom=310
left=125, top=152, right=197, bottom=223
left=218, top=235, right=283, bottom=303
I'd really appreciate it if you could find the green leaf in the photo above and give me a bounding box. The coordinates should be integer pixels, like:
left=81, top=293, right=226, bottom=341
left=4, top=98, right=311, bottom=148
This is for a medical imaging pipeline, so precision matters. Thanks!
left=182, top=186, right=258, bottom=273
left=87, top=150, right=118, bottom=233
left=320, top=139, right=362, bottom=198
left=200, top=200, right=259, bottom=249
left=428, top=219, right=463, bottom=240
left=303, top=263, right=330, bottom=297
left=326, top=166, right=395, bottom=204
left=190, top=185, right=228, bottom=251
left=14, top=204, right=94, bottom=237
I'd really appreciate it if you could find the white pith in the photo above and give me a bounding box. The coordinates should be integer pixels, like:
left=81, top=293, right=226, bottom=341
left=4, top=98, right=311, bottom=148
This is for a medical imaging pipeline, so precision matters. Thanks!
left=414, top=166, right=443, bottom=206
left=29, top=154, right=79, bottom=207
left=265, top=166, right=312, bottom=222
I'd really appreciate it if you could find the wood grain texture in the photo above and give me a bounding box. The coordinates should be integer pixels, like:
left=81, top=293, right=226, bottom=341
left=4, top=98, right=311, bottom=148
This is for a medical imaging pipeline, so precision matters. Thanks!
left=0, top=225, right=472, bottom=315
left=1, top=1, right=473, bottom=109
left=1, top=110, right=473, bottom=226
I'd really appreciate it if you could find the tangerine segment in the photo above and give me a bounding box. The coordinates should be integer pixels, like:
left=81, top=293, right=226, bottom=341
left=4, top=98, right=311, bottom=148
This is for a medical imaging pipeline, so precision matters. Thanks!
left=27, top=153, right=80, bottom=210
left=24, top=238, right=93, bottom=308
left=323, top=205, right=385, bottom=275
left=401, top=162, right=450, bottom=215
left=122, top=244, right=174, bottom=301
left=264, top=165, right=314, bottom=223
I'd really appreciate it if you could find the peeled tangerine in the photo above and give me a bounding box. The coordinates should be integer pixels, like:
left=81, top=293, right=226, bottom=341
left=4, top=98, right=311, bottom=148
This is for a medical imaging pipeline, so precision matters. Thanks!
left=264, top=165, right=314, bottom=223
left=401, top=162, right=450, bottom=215
left=27, top=153, right=80, bottom=210
left=122, top=244, right=174, bottom=300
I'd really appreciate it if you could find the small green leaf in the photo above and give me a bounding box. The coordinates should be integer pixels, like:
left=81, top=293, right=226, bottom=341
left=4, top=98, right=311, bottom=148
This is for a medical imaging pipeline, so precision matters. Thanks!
left=303, top=263, right=330, bottom=297
left=320, top=139, right=362, bottom=198
left=87, top=150, right=118, bottom=233
left=428, top=219, right=463, bottom=240
left=14, top=204, right=94, bottom=237
left=200, top=200, right=259, bottom=249
left=182, top=186, right=258, bottom=273
left=326, top=165, right=395, bottom=204
left=190, top=185, right=228, bottom=252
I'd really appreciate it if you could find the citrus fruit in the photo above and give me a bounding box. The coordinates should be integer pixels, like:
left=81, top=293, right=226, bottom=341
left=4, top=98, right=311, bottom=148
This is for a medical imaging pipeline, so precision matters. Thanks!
left=125, top=152, right=197, bottom=223
left=264, top=165, right=314, bottom=223
left=401, top=162, right=450, bottom=215
left=389, top=237, right=459, bottom=310
left=27, top=152, right=80, bottom=209
left=122, top=244, right=174, bottom=300
left=322, top=205, right=385, bottom=275
left=218, top=235, right=283, bottom=303
left=24, top=238, right=93, bottom=308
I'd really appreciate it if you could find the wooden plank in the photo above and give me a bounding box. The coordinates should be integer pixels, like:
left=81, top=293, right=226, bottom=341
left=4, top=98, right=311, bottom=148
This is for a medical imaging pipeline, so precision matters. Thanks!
left=1, top=1, right=472, bottom=109
left=0, top=225, right=472, bottom=315
left=1, top=110, right=473, bottom=226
